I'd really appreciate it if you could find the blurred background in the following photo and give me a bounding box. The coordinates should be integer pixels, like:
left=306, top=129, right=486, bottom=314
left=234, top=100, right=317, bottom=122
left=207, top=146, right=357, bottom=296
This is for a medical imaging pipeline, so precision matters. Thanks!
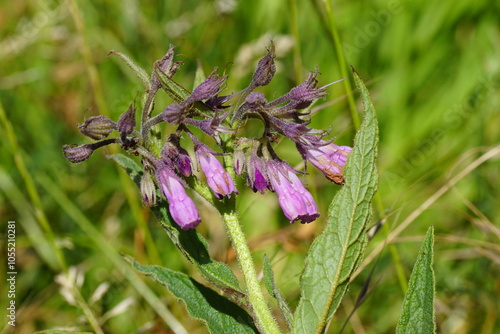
left=1, top=0, right=499, bottom=333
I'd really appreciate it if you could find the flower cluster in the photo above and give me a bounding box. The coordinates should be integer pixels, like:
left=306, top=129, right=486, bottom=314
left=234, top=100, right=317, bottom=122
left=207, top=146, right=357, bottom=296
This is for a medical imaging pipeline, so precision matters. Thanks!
left=63, top=42, right=351, bottom=230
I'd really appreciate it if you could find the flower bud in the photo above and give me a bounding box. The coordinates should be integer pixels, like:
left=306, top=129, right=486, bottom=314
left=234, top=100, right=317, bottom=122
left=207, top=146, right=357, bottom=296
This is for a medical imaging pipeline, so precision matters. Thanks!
left=117, top=104, right=136, bottom=136
left=78, top=116, right=116, bottom=140
left=187, top=69, right=227, bottom=103
left=252, top=42, right=276, bottom=87
left=62, top=144, right=95, bottom=163
left=140, top=171, right=157, bottom=207
left=233, top=149, right=246, bottom=176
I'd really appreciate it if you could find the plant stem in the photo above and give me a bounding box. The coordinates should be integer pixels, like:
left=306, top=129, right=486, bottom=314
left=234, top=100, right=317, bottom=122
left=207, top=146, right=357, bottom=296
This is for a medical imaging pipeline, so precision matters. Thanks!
left=221, top=207, right=281, bottom=334
left=321, top=0, right=360, bottom=130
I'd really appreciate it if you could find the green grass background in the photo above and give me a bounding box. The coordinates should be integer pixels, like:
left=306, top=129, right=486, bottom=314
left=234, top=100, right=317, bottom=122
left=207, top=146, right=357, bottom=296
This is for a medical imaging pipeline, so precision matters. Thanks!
left=1, top=0, right=499, bottom=333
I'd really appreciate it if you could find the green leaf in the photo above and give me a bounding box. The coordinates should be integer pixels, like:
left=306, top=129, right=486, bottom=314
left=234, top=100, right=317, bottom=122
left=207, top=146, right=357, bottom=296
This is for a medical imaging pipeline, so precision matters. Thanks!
left=154, top=62, right=191, bottom=102
left=109, top=154, right=246, bottom=305
left=263, top=255, right=294, bottom=329
left=293, top=69, right=379, bottom=334
left=108, top=50, right=150, bottom=89
left=396, top=226, right=436, bottom=334
left=126, top=257, right=258, bottom=334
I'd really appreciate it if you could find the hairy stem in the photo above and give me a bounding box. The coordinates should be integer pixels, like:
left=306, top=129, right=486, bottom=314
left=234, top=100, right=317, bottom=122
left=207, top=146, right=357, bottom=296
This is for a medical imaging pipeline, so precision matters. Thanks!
left=221, top=205, right=281, bottom=334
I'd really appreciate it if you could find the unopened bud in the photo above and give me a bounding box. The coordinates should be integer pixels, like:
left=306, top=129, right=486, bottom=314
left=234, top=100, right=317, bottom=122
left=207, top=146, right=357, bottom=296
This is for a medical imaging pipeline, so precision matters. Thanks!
left=140, top=171, right=157, bottom=207
left=252, top=41, right=276, bottom=87
left=117, top=104, right=136, bottom=136
left=188, top=69, right=227, bottom=103
left=63, top=144, right=94, bottom=163
left=78, top=116, right=116, bottom=140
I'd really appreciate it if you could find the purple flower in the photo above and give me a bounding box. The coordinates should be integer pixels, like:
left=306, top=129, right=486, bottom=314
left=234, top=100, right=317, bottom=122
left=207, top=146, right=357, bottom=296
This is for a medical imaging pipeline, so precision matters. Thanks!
left=267, top=160, right=319, bottom=224
left=195, top=144, right=237, bottom=199
left=297, top=143, right=352, bottom=185
left=246, top=157, right=269, bottom=194
left=157, top=167, right=201, bottom=230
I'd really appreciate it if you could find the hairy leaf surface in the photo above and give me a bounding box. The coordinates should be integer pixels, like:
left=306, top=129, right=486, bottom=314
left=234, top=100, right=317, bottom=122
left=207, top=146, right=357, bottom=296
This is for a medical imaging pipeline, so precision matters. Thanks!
left=293, top=70, right=379, bottom=334
left=396, top=226, right=436, bottom=333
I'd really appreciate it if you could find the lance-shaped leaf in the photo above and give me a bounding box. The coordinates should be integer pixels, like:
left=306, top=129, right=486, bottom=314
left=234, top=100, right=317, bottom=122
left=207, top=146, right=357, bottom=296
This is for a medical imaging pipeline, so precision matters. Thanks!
left=108, top=50, right=150, bottom=89
left=154, top=62, right=191, bottom=102
left=109, top=154, right=247, bottom=307
left=126, top=256, right=258, bottom=334
left=293, top=69, right=379, bottom=334
left=263, top=254, right=294, bottom=329
left=396, top=226, right=436, bottom=333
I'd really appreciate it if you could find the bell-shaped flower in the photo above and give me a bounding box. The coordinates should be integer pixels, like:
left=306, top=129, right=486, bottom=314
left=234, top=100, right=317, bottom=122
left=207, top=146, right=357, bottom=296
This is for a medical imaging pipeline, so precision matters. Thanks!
left=267, top=160, right=319, bottom=224
left=194, top=144, right=237, bottom=199
left=297, top=142, right=352, bottom=185
left=156, top=167, right=201, bottom=230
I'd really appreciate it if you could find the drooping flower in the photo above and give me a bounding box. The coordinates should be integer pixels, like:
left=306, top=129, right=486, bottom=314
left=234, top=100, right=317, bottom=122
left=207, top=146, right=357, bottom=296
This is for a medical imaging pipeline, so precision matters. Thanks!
left=156, top=167, right=201, bottom=230
left=194, top=143, right=237, bottom=199
left=296, top=142, right=352, bottom=185
left=266, top=160, right=319, bottom=224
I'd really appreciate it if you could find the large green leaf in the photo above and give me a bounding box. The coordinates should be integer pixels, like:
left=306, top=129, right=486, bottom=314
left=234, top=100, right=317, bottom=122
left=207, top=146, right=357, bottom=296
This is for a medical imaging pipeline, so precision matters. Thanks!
left=396, top=226, right=436, bottom=334
left=293, top=70, right=379, bottom=334
left=127, top=257, right=258, bottom=334
left=110, top=154, right=247, bottom=306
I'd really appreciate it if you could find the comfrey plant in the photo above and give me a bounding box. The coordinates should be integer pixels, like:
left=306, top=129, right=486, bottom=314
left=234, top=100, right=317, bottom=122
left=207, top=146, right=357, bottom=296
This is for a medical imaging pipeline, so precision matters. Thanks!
left=63, top=43, right=436, bottom=333
left=64, top=43, right=350, bottom=230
